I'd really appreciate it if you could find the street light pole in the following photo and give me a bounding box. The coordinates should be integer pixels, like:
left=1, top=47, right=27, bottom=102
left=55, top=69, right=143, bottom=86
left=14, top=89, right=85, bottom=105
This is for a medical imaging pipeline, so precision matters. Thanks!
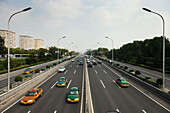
left=68, top=42, right=73, bottom=55
left=105, top=36, right=114, bottom=65
left=57, top=36, right=66, bottom=62
left=142, top=7, right=166, bottom=90
left=7, top=7, right=31, bottom=91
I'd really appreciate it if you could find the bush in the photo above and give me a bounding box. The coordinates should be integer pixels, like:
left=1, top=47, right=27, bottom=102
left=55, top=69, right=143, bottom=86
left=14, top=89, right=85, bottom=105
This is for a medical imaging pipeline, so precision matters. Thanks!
left=35, top=69, right=40, bottom=73
left=46, top=65, right=50, bottom=69
left=145, top=76, right=151, bottom=79
left=53, top=63, right=57, bottom=66
left=156, top=78, right=163, bottom=85
left=124, top=66, right=128, bottom=70
left=129, top=70, right=134, bottom=72
left=41, top=68, right=45, bottom=71
left=14, top=76, right=22, bottom=82
left=135, top=70, right=141, bottom=75
left=116, top=64, right=120, bottom=66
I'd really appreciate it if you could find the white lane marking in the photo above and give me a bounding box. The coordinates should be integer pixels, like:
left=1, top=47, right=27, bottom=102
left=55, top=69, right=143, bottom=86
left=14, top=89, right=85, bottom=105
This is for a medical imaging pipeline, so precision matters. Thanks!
left=113, top=80, right=121, bottom=88
left=103, top=70, right=107, bottom=74
left=27, top=111, right=31, bottom=113
left=103, top=62, right=170, bottom=112
left=74, top=70, right=77, bottom=74
left=98, top=65, right=101, bottom=67
left=67, top=80, right=72, bottom=89
left=64, top=70, right=68, bottom=74
left=95, top=70, right=98, bottom=74
left=51, top=81, right=58, bottom=89
left=70, top=65, right=72, bottom=68
left=80, top=63, right=85, bottom=113
left=100, top=80, right=106, bottom=88
left=142, top=109, right=147, bottom=113
left=77, top=65, right=79, bottom=67
left=116, top=109, right=119, bottom=112
left=1, top=61, right=73, bottom=113
left=54, top=110, right=57, bottom=113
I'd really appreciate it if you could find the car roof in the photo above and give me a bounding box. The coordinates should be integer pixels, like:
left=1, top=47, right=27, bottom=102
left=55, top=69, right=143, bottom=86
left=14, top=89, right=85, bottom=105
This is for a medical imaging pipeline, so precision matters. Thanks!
left=70, top=87, right=79, bottom=91
left=60, top=77, right=66, bottom=79
left=119, top=78, right=126, bottom=81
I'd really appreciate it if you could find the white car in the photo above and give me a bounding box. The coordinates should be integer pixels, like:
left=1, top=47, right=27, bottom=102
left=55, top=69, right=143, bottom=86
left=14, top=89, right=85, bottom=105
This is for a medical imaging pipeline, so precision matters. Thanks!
left=71, top=59, right=75, bottom=62
left=58, top=66, right=65, bottom=72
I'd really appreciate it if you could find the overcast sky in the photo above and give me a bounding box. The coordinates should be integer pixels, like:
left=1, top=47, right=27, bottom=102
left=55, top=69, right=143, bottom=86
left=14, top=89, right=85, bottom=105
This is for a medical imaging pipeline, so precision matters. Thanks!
left=0, top=0, right=170, bottom=53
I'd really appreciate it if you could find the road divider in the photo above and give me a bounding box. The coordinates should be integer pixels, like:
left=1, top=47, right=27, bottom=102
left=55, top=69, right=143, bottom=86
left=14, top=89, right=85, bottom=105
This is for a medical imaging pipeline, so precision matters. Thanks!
left=85, top=58, right=94, bottom=113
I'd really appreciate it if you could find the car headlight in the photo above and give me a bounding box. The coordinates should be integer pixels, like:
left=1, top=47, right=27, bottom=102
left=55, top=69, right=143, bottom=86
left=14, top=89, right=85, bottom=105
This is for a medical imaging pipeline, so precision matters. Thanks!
left=27, top=100, right=33, bottom=102
left=21, top=100, right=24, bottom=102
left=74, top=98, right=79, bottom=101
left=67, top=98, right=71, bottom=101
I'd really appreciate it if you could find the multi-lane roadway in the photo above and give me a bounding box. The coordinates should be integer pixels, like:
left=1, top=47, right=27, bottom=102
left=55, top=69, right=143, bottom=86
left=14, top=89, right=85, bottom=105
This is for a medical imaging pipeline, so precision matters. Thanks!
left=1, top=56, right=170, bottom=113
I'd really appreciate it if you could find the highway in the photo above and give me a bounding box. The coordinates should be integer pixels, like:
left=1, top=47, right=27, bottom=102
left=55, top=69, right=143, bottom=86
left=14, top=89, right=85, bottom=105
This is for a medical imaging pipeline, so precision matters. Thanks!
left=0, top=57, right=69, bottom=89
left=101, top=57, right=170, bottom=89
left=2, top=57, right=84, bottom=113
left=88, top=58, right=169, bottom=113
left=1, top=56, right=170, bottom=113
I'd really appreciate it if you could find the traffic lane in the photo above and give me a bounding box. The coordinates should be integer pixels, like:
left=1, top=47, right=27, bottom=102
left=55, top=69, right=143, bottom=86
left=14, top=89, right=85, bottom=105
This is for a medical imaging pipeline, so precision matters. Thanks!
left=3, top=61, right=74, bottom=113
left=58, top=63, right=83, bottom=113
left=113, top=60, right=170, bottom=79
left=29, top=59, right=83, bottom=113
left=94, top=61, right=170, bottom=113
left=88, top=67, right=121, bottom=113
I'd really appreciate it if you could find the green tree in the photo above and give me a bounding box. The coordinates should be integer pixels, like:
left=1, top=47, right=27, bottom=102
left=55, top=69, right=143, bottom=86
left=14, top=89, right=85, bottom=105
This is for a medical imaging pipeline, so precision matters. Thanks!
left=0, top=36, right=6, bottom=57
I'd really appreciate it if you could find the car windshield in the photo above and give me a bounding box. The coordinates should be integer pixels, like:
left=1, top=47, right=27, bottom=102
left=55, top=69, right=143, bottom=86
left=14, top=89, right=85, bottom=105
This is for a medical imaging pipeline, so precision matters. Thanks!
left=60, top=66, right=64, bottom=69
left=25, top=91, right=36, bottom=96
left=24, top=68, right=30, bottom=72
left=59, top=78, right=65, bottom=82
left=70, top=91, right=78, bottom=95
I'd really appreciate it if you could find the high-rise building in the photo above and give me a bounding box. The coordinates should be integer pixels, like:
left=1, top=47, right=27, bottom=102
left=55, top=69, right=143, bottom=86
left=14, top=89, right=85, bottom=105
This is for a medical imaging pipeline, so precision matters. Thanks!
left=0, top=29, right=16, bottom=48
left=19, top=35, right=34, bottom=50
left=34, top=39, right=44, bottom=50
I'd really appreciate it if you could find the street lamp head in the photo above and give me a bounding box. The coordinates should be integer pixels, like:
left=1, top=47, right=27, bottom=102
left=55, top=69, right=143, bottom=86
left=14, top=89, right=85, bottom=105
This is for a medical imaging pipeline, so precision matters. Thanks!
left=62, top=36, right=66, bottom=38
left=142, top=8, right=151, bottom=12
left=105, top=36, right=108, bottom=39
left=22, top=7, right=32, bottom=12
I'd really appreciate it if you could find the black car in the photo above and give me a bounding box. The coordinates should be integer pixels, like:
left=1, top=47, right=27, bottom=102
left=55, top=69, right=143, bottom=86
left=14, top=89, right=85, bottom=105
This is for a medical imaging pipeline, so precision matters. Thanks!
left=92, top=60, right=97, bottom=65
left=97, top=60, right=102, bottom=64
left=88, top=63, right=93, bottom=67
left=79, top=61, right=83, bottom=65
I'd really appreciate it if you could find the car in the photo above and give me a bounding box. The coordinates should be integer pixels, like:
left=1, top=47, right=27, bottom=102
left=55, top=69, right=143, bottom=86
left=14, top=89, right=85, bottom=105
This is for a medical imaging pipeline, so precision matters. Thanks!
left=67, top=87, right=80, bottom=103
left=57, top=77, right=68, bottom=87
left=79, top=61, right=83, bottom=65
left=58, top=66, right=65, bottom=72
left=88, top=62, right=93, bottom=67
left=92, top=60, right=97, bottom=65
left=116, top=78, right=129, bottom=87
left=97, top=60, right=102, bottom=64
left=106, top=110, right=120, bottom=113
left=23, top=68, right=35, bottom=74
left=20, top=88, right=43, bottom=104
left=71, top=59, right=75, bottom=62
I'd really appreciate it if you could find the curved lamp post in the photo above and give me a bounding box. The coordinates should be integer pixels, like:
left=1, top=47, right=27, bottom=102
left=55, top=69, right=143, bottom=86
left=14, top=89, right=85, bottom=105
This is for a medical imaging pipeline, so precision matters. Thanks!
left=68, top=42, right=73, bottom=55
left=105, top=36, right=114, bottom=65
left=57, top=36, right=66, bottom=62
left=142, top=7, right=166, bottom=90
left=7, top=7, right=32, bottom=91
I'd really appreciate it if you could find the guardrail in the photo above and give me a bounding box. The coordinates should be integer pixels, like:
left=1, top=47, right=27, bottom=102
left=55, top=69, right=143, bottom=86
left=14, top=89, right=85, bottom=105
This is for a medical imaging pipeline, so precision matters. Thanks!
left=0, top=56, right=75, bottom=103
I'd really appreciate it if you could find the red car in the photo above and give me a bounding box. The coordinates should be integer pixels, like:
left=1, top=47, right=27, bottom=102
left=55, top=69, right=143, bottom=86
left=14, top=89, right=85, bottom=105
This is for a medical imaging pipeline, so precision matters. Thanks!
left=20, top=88, right=43, bottom=104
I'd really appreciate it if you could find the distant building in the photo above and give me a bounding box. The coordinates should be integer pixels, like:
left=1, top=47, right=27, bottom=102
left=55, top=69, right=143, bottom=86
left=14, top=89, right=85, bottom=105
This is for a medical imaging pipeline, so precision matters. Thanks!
left=19, top=35, right=34, bottom=50
left=34, top=39, right=44, bottom=50
left=0, top=29, right=16, bottom=48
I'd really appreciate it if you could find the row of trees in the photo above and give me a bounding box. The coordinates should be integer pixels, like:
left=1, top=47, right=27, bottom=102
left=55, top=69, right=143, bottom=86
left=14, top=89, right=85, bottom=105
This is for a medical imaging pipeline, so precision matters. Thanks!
left=90, top=36, right=170, bottom=72
left=0, top=36, right=77, bottom=72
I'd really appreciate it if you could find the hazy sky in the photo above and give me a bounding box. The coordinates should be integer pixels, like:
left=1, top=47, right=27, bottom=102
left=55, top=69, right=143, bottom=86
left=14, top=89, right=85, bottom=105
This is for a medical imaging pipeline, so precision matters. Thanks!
left=0, top=0, right=170, bottom=53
